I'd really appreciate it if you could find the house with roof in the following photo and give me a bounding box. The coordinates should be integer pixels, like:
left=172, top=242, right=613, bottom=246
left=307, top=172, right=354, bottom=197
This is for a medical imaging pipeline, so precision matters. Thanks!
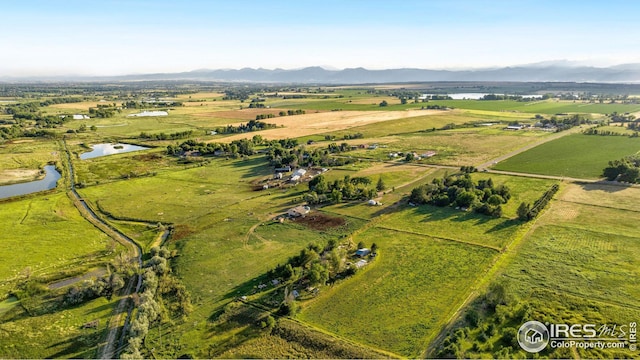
left=355, top=248, right=371, bottom=257
left=288, top=205, right=310, bottom=218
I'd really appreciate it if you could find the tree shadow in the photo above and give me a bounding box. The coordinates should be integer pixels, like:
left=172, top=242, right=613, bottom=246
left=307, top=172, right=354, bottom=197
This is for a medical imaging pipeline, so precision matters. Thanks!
left=578, top=181, right=629, bottom=193
left=46, top=331, right=101, bottom=358
left=222, top=156, right=273, bottom=179
left=486, top=218, right=520, bottom=233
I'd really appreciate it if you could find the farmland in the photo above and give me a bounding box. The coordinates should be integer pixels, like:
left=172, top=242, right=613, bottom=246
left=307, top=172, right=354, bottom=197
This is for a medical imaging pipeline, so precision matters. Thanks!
left=1, top=83, right=639, bottom=359
left=432, top=183, right=640, bottom=358
left=493, top=133, right=640, bottom=178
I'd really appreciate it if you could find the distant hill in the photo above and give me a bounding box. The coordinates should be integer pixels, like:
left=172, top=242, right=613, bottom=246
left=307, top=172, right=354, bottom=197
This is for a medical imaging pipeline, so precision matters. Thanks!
left=4, top=64, right=640, bottom=83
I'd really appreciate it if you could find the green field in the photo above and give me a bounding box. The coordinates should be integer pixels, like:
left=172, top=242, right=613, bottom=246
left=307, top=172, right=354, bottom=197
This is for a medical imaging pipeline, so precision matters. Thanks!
left=300, top=228, right=498, bottom=357
left=431, top=183, right=640, bottom=358
left=0, top=193, right=121, bottom=359
left=0, top=194, right=113, bottom=293
left=493, top=133, right=640, bottom=178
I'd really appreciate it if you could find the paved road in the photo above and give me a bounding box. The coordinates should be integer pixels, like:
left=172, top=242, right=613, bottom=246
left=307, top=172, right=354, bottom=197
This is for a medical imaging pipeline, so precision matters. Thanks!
left=61, top=142, right=142, bottom=359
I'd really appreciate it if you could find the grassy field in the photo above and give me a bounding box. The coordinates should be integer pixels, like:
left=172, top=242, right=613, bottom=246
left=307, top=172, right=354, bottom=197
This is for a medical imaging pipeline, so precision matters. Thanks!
left=300, top=228, right=498, bottom=357
left=0, top=193, right=121, bottom=359
left=0, top=296, right=118, bottom=358
left=344, top=128, right=549, bottom=166
left=373, top=174, right=554, bottom=250
left=0, top=193, right=114, bottom=293
left=0, top=139, right=60, bottom=184
left=493, top=133, right=640, bottom=178
left=431, top=182, right=640, bottom=358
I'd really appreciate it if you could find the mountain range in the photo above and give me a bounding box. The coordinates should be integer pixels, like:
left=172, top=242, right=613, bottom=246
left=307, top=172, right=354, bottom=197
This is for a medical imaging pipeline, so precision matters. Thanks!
left=4, top=63, right=640, bottom=83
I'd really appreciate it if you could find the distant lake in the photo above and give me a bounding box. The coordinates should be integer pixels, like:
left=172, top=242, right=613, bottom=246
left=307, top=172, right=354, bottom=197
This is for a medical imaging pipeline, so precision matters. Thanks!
left=0, top=165, right=61, bottom=200
left=80, top=143, right=149, bottom=160
left=421, top=93, right=543, bottom=100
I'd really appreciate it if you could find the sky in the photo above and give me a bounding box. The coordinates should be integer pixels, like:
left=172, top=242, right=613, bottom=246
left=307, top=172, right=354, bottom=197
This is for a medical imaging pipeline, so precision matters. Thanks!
left=1, top=0, right=639, bottom=76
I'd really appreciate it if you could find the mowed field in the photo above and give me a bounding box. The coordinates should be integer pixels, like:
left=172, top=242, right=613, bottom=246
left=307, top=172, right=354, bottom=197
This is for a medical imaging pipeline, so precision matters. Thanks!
left=493, top=133, right=640, bottom=178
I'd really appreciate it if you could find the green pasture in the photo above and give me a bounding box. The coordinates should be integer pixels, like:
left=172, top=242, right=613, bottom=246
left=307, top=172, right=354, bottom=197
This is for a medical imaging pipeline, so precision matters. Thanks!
left=493, top=134, right=640, bottom=178
left=0, top=193, right=113, bottom=293
left=300, top=228, right=498, bottom=357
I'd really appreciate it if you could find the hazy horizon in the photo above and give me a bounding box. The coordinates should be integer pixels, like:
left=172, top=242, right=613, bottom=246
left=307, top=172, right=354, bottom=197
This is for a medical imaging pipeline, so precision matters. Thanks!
left=2, top=0, right=639, bottom=77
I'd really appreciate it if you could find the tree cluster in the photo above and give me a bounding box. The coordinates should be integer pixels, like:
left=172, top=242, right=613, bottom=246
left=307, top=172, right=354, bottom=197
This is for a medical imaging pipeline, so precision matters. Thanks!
left=167, top=138, right=255, bottom=157
left=410, top=174, right=510, bottom=217
left=121, top=246, right=191, bottom=359
left=279, top=109, right=306, bottom=116
left=89, top=104, right=119, bottom=118
left=63, top=272, right=125, bottom=306
left=214, top=120, right=276, bottom=134
left=139, top=130, right=194, bottom=140
left=269, top=240, right=371, bottom=316
left=540, top=114, right=590, bottom=131
left=306, top=175, right=377, bottom=204
left=608, top=111, right=636, bottom=122
left=603, top=156, right=640, bottom=183
left=267, top=143, right=355, bottom=169
left=517, top=184, right=559, bottom=221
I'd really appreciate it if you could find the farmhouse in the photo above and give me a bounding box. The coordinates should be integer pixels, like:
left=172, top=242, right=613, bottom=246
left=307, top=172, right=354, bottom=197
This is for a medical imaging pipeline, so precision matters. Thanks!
left=504, top=125, right=525, bottom=130
left=72, top=114, right=90, bottom=120
left=355, top=248, right=371, bottom=257
left=288, top=205, right=310, bottom=218
left=422, top=151, right=437, bottom=158
left=355, top=259, right=368, bottom=268
left=275, top=166, right=292, bottom=173
left=290, top=168, right=307, bottom=182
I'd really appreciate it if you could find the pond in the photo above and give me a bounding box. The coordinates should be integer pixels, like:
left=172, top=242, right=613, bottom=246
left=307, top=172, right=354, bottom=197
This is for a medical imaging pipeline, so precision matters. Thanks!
left=80, top=143, right=150, bottom=160
left=0, top=165, right=61, bottom=200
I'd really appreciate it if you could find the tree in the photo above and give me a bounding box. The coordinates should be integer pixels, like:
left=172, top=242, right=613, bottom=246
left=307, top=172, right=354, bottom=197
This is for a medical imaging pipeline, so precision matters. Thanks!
left=376, top=177, right=386, bottom=191
left=379, top=100, right=388, bottom=107
left=330, top=189, right=342, bottom=203
left=308, top=262, right=329, bottom=286
left=517, top=202, right=530, bottom=221
left=401, top=97, right=408, bottom=105
left=357, top=241, right=366, bottom=249
left=371, top=243, right=378, bottom=253
left=455, top=191, right=477, bottom=208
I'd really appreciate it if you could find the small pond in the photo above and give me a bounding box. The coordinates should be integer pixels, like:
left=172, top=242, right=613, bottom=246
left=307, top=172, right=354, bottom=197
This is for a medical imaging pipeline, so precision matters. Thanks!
left=80, top=143, right=149, bottom=160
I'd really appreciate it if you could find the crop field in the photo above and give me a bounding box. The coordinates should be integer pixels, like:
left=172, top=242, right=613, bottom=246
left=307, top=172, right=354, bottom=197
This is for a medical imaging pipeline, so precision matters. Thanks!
left=300, top=228, right=498, bottom=357
left=493, top=133, right=640, bottom=178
